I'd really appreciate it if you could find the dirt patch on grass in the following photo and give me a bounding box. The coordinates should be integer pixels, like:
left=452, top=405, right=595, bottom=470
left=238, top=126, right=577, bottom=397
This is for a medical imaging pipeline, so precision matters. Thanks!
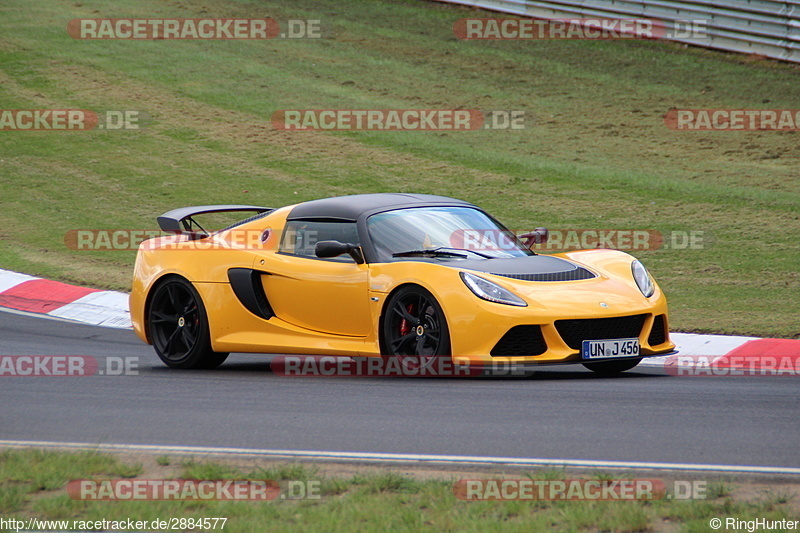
left=42, top=62, right=503, bottom=189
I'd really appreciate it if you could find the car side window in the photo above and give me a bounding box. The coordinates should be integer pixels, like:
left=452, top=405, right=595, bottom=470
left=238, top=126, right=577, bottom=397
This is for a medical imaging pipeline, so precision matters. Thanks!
left=280, top=220, right=360, bottom=262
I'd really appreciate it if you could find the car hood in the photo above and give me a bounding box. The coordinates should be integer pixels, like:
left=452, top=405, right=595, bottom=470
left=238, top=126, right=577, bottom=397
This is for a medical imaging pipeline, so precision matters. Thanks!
left=455, top=255, right=597, bottom=281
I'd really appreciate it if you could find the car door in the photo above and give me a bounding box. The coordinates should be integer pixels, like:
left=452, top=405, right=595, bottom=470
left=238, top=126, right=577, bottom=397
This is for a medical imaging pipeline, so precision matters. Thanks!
left=257, top=220, right=372, bottom=337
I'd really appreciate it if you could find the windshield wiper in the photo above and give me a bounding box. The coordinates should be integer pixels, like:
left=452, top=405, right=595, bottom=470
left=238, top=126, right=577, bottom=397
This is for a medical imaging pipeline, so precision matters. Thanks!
left=392, top=247, right=498, bottom=259
left=435, top=247, right=497, bottom=259
left=392, top=248, right=468, bottom=259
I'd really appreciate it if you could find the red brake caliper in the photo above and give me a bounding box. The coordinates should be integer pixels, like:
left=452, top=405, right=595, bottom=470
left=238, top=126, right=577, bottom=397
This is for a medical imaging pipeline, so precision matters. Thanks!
left=399, top=303, right=414, bottom=336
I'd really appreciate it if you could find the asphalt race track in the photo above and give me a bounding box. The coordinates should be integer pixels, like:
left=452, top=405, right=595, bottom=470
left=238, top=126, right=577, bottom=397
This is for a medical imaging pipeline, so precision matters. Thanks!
left=2, top=309, right=798, bottom=470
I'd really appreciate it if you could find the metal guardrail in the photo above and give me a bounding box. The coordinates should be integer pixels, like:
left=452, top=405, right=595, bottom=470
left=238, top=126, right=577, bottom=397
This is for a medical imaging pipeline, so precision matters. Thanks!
left=437, top=0, right=800, bottom=63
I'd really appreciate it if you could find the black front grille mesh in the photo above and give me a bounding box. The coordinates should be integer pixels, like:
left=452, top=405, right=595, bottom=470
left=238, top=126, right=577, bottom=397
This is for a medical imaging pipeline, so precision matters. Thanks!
left=492, top=267, right=595, bottom=282
left=491, top=325, right=548, bottom=356
left=648, top=314, right=668, bottom=346
left=555, top=314, right=647, bottom=350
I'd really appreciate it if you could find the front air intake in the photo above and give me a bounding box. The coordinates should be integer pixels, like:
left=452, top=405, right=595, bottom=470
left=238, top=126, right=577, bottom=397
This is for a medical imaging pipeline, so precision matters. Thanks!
left=491, top=267, right=595, bottom=282
left=491, top=325, right=548, bottom=356
left=555, top=314, right=647, bottom=350
left=648, top=314, right=668, bottom=346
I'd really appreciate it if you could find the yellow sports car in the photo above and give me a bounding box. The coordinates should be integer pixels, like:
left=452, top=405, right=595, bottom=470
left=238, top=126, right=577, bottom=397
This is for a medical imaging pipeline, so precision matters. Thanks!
left=130, top=193, right=675, bottom=374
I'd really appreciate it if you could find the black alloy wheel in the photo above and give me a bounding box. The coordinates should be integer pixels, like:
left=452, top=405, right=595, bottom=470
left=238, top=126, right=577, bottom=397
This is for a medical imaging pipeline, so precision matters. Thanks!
left=382, top=285, right=451, bottom=370
left=147, top=277, right=228, bottom=369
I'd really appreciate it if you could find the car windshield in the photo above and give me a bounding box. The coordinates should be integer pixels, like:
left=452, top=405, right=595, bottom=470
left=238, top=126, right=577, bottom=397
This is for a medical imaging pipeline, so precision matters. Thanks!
left=367, top=206, right=533, bottom=262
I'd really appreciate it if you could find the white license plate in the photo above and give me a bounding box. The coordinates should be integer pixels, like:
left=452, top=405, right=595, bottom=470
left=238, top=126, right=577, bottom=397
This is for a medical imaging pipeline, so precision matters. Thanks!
left=581, top=338, right=640, bottom=360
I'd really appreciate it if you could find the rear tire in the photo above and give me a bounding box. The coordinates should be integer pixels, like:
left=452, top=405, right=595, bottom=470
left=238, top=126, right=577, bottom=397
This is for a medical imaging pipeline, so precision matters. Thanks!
left=582, top=358, right=642, bottom=375
left=147, top=277, right=228, bottom=369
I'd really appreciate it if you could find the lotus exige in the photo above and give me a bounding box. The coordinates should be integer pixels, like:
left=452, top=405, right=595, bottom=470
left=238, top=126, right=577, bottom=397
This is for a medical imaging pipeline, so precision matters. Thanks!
left=130, top=193, right=675, bottom=374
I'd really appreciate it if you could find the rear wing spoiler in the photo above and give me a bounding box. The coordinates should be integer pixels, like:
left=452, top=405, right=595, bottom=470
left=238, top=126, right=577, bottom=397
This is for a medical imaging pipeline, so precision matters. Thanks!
left=157, top=205, right=273, bottom=237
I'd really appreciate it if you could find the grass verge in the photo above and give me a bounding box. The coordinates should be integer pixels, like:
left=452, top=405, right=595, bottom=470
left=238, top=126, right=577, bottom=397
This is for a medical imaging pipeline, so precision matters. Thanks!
left=1, top=449, right=799, bottom=532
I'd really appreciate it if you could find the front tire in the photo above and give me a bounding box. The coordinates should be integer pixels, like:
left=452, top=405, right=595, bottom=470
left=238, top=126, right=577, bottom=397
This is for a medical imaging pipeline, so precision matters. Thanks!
left=381, top=285, right=451, bottom=371
left=582, top=358, right=642, bottom=375
left=147, top=277, right=229, bottom=369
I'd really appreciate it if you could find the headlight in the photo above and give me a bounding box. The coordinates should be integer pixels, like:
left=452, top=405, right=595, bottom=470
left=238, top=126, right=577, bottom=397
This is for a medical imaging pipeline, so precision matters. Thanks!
left=460, top=271, right=527, bottom=307
left=631, top=260, right=654, bottom=297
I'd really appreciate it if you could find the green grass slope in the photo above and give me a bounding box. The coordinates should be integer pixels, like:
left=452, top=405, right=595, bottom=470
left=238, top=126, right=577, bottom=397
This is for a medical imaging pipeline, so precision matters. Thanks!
left=0, top=0, right=798, bottom=336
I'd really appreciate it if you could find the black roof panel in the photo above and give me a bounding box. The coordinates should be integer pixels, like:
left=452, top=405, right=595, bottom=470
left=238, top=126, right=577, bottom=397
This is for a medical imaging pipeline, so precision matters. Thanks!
left=286, top=193, right=475, bottom=222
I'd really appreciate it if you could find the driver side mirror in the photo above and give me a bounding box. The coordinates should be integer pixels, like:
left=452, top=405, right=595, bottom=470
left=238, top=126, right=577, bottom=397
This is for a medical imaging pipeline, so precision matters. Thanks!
left=315, top=240, right=365, bottom=264
left=518, top=227, right=549, bottom=247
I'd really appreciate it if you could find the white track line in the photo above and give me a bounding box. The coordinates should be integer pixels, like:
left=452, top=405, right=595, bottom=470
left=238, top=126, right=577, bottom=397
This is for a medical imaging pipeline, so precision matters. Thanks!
left=1, top=440, right=799, bottom=475
left=0, top=306, right=91, bottom=325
